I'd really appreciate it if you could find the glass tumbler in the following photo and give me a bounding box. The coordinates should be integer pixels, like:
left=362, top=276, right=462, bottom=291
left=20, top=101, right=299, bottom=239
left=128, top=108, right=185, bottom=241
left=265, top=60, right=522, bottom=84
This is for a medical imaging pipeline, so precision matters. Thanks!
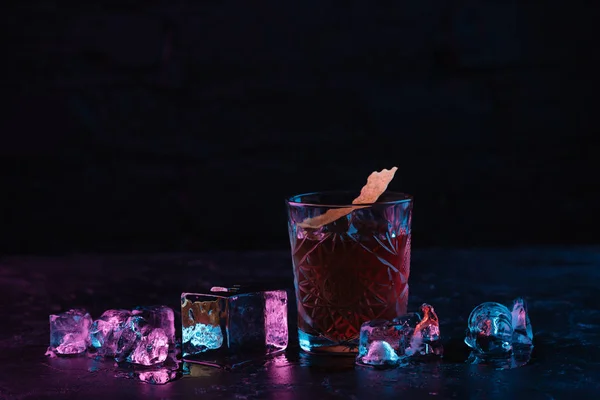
left=286, top=191, right=412, bottom=354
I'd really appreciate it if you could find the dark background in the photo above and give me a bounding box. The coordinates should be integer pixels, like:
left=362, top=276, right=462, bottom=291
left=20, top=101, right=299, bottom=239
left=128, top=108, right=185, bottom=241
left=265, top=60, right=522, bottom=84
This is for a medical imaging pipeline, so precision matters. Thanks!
left=1, top=1, right=597, bottom=255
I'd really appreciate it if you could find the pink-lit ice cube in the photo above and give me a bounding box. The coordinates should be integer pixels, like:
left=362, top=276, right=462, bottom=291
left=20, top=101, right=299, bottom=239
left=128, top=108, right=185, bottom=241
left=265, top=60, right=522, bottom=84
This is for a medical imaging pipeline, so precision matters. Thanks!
left=49, top=309, right=93, bottom=355
left=90, top=309, right=131, bottom=356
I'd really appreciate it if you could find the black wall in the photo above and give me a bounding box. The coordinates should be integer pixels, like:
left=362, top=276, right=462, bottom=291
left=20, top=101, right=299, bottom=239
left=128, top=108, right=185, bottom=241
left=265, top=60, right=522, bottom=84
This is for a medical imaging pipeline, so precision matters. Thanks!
left=2, top=1, right=597, bottom=254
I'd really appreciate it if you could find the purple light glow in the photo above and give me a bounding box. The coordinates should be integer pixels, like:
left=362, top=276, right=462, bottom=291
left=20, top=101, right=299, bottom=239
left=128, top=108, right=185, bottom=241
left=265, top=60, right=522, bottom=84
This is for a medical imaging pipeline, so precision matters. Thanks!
left=264, top=290, right=288, bottom=352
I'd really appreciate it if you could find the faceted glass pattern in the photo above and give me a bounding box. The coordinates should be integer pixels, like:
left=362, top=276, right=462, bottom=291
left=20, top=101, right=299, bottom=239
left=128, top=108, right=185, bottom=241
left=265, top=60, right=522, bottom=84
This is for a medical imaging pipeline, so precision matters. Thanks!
left=287, top=191, right=412, bottom=354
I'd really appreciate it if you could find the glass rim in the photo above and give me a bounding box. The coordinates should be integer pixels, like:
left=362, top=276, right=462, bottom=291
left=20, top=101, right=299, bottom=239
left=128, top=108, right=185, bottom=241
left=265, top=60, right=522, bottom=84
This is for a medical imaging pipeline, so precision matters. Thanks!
left=286, top=190, right=413, bottom=208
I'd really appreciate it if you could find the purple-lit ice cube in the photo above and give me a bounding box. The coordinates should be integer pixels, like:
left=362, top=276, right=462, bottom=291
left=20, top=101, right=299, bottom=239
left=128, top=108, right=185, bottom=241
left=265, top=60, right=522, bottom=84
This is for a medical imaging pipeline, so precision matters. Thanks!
left=115, top=307, right=174, bottom=366
left=357, top=304, right=443, bottom=368
left=264, top=290, right=288, bottom=350
left=128, top=328, right=170, bottom=366
left=181, top=286, right=288, bottom=368
left=115, top=315, right=148, bottom=362
left=133, top=305, right=176, bottom=345
left=49, top=309, right=93, bottom=355
left=361, top=340, right=400, bottom=366
left=511, top=298, right=533, bottom=345
left=90, top=309, right=131, bottom=356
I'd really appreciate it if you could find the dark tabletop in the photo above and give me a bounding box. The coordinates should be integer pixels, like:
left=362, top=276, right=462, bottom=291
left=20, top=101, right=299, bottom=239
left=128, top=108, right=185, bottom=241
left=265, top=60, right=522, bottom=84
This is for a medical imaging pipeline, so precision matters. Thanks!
left=1, top=248, right=599, bottom=399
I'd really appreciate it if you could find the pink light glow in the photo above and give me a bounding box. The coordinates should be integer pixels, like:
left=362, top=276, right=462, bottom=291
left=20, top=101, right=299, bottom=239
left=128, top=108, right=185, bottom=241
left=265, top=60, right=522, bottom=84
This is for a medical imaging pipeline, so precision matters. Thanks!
left=264, top=290, right=288, bottom=352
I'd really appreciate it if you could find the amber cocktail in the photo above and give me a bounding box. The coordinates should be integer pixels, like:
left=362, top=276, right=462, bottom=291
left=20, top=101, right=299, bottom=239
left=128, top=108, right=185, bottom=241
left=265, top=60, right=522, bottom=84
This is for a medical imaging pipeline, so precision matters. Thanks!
left=287, top=190, right=412, bottom=354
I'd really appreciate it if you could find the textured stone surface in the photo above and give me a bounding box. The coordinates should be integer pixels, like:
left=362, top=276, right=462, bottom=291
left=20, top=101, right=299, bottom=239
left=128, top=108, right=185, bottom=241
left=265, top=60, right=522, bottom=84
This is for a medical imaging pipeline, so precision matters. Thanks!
left=0, top=248, right=599, bottom=398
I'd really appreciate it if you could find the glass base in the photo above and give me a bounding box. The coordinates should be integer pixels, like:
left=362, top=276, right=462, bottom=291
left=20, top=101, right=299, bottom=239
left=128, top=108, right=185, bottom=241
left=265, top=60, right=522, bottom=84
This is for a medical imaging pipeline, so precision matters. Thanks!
left=298, top=330, right=358, bottom=355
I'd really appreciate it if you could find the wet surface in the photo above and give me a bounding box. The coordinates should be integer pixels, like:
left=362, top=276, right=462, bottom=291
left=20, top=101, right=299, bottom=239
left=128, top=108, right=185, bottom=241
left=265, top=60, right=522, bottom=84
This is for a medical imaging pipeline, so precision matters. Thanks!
left=1, top=248, right=599, bottom=399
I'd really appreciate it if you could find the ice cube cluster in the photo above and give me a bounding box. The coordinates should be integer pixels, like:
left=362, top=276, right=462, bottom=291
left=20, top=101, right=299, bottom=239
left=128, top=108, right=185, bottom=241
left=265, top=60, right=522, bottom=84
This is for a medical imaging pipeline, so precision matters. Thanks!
left=356, top=303, right=443, bottom=368
left=181, top=286, right=288, bottom=369
left=47, top=305, right=179, bottom=384
left=464, top=297, right=534, bottom=369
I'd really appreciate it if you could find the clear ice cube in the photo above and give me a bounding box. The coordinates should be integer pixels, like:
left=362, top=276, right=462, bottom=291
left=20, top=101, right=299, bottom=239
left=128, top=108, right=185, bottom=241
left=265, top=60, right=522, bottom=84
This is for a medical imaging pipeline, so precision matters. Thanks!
left=114, top=306, right=175, bottom=366
left=90, top=309, right=131, bottom=356
left=465, top=298, right=534, bottom=369
left=465, top=302, right=514, bottom=355
left=48, top=309, right=93, bottom=355
left=115, top=315, right=148, bottom=362
left=511, top=298, right=533, bottom=345
left=361, top=340, right=400, bottom=366
left=133, top=305, right=176, bottom=345
left=128, top=328, right=170, bottom=366
left=181, top=286, right=288, bottom=369
left=356, top=318, right=409, bottom=367
left=356, top=304, right=442, bottom=368
left=405, top=303, right=443, bottom=357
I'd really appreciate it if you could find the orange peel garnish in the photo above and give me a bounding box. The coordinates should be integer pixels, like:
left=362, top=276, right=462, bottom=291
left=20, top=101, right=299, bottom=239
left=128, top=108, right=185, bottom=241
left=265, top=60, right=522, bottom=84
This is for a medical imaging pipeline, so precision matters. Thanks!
left=298, top=167, right=398, bottom=229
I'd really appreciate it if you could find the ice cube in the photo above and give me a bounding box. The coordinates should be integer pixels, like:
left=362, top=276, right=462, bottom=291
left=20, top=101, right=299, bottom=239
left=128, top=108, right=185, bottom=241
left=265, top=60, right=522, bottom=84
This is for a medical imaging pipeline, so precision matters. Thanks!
left=115, top=307, right=174, bottom=366
left=357, top=303, right=443, bottom=367
left=356, top=313, right=421, bottom=368
left=115, top=315, right=148, bottom=362
left=511, top=298, right=533, bottom=345
left=464, top=302, right=514, bottom=356
left=183, top=320, right=224, bottom=352
left=128, top=328, right=170, bottom=366
left=361, top=340, right=400, bottom=366
left=181, top=286, right=288, bottom=369
left=393, top=313, right=422, bottom=353
left=90, top=309, right=131, bottom=356
left=264, top=290, right=289, bottom=350
left=465, top=299, right=534, bottom=369
left=405, top=303, right=443, bottom=357
left=48, top=309, right=93, bottom=355
left=133, top=305, right=176, bottom=345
